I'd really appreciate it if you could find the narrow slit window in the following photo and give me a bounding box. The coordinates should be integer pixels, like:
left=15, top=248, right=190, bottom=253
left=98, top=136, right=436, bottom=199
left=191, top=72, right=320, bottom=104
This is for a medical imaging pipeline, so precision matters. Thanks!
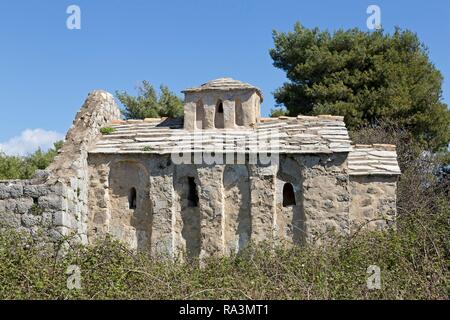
left=282, top=183, right=296, bottom=207
left=215, top=100, right=225, bottom=128
left=187, top=177, right=199, bottom=207
left=217, top=102, right=224, bottom=113
left=129, top=187, right=137, bottom=209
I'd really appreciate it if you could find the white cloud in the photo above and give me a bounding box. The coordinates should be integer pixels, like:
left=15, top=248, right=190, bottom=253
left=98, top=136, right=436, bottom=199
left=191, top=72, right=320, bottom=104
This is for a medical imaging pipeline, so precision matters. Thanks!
left=0, top=129, right=65, bottom=156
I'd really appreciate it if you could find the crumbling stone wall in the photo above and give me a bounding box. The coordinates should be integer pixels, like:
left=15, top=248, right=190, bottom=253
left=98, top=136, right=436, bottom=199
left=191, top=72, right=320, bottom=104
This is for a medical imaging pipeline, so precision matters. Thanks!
left=0, top=175, right=61, bottom=241
left=45, top=90, right=121, bottom=244
left=0, top=91, right=121, bottom=246
left=349, top=175, right=397, bottom=233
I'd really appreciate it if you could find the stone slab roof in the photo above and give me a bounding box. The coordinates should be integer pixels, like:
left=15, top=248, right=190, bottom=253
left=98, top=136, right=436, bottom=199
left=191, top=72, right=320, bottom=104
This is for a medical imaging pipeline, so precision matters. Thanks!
left=182, top=78, right=264, bottom=101
left=89, top=115, right=352, bottom=154
left=90, top=117, right=401, bottom=176
left=348, top=144, right=401, bottom=176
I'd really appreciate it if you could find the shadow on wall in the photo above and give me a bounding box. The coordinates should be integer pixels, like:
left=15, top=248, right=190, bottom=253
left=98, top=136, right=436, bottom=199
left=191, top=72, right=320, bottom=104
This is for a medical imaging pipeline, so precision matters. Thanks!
left=173, top=165, right=201, bottom=261
left=108, top=161, right=153, bottom=252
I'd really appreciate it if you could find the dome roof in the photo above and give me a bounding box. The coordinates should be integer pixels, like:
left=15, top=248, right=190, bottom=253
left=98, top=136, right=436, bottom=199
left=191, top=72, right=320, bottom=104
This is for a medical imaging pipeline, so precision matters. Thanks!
left=182, top=77, right=263, bottom=101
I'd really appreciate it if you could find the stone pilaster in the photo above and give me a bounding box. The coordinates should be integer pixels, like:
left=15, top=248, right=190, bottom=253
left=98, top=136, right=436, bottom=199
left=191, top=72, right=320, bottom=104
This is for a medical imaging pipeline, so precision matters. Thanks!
left=150, top=171, right=175, bottom=259
left=202, top=95, right=217, bottom=129
left=223, top=99, right=236, bottom=129
left=197, top=165, right=225, bottom=259
left=183, top=101, right=196, bottom=131
left=241, top=92, right=257, bottom=126
left=248, top=164, right=276, bottom=243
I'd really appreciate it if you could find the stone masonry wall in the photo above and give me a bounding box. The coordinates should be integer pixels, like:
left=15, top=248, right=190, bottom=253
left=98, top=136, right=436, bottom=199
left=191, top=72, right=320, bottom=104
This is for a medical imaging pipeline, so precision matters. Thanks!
left=275, top=156, right=304, bottom=246
left=87, top=154, right=174, bottom=257
left=223, top=165, right=251, bottom=255
left=184, top=90, right=259, bottom=130
left=0, top=91, right=121, bottom=246
left=86, top=152, right=355, bottom=259
left=0, top=174, right=62, bottom=241
left=295, top=153, right=351, bottom=245
left=349, top=175, right=397, bottom=234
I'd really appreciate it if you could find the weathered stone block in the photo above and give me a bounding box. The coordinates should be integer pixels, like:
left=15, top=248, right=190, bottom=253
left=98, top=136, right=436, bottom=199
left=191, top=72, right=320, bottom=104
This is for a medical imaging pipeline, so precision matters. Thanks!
left=50, top=182, right=66, bottom=196
left=0, top=211, right=21, bottom=228
left=39, top=194, right=66, bottom=211
left=2, top=199, right=18, bottom=213
left=21, top=214, right=42, bottom=228
left=93, top=209, right=108, bottom=224
left=0, top=184, right=23, bottom=199
left=53, top=211, right=76, bottom=228
left=79, top=234, right=88, bottom=245
left=48, top=226, right=71, bottom=242
left=41, top=212, right=53, bottom=227
left=23, top=185, right=50, bottom=198
left=16, top=198, right=34, bottom=214
left=0, top=187, right=7, bottom=200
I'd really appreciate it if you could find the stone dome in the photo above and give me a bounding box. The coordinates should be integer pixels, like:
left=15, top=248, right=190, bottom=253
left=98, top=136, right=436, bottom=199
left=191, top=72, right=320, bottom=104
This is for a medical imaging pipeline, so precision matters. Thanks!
left=182, top=77, right=263, bottom=102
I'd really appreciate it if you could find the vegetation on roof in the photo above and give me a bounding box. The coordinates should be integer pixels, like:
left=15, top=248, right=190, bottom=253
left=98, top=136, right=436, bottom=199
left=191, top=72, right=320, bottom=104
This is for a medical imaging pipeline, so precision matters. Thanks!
left=99, top=127, right=116, bottom=135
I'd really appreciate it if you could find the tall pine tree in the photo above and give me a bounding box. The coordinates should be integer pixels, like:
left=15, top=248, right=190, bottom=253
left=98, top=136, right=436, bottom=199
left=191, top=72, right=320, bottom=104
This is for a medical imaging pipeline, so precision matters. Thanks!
left=270, top=23, right=450, bottom=150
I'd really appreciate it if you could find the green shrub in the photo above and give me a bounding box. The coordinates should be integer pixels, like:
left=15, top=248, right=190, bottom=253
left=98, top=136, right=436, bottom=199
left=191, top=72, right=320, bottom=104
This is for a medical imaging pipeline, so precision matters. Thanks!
left=0, top=141, right=63, bottom=180
left=100, top=127, right=115, bottom=135
left=0, top=198, right=448, bottom=300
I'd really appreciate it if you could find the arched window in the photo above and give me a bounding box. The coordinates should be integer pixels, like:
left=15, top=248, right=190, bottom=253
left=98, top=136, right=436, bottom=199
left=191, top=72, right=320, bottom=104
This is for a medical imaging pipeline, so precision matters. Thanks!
left=187, top=177, right=199, bottom=207
left=282, top=183, right=296, bottom=207
left=128, top=187, right=137, bottom=209
left=215, top=100, right=225, bottom=129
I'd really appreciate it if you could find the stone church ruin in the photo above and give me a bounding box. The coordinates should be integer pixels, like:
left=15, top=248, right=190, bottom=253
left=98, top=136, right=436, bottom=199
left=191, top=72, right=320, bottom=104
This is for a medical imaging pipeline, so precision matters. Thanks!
left=0, top=78, right=401, bottom=260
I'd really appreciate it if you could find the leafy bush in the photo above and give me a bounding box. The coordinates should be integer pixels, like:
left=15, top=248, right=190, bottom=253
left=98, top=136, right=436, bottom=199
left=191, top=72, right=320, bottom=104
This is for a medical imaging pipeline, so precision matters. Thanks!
left=0, top=141, right=63, bottom=180
left=270, top=107, right=289, bottom=118
left=0, top=200, right=448, bottom=300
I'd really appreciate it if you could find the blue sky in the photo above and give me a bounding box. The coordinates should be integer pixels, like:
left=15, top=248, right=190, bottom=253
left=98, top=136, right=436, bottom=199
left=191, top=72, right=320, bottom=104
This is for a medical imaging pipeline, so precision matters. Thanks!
left=0, top=0, right=449, bottom=155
